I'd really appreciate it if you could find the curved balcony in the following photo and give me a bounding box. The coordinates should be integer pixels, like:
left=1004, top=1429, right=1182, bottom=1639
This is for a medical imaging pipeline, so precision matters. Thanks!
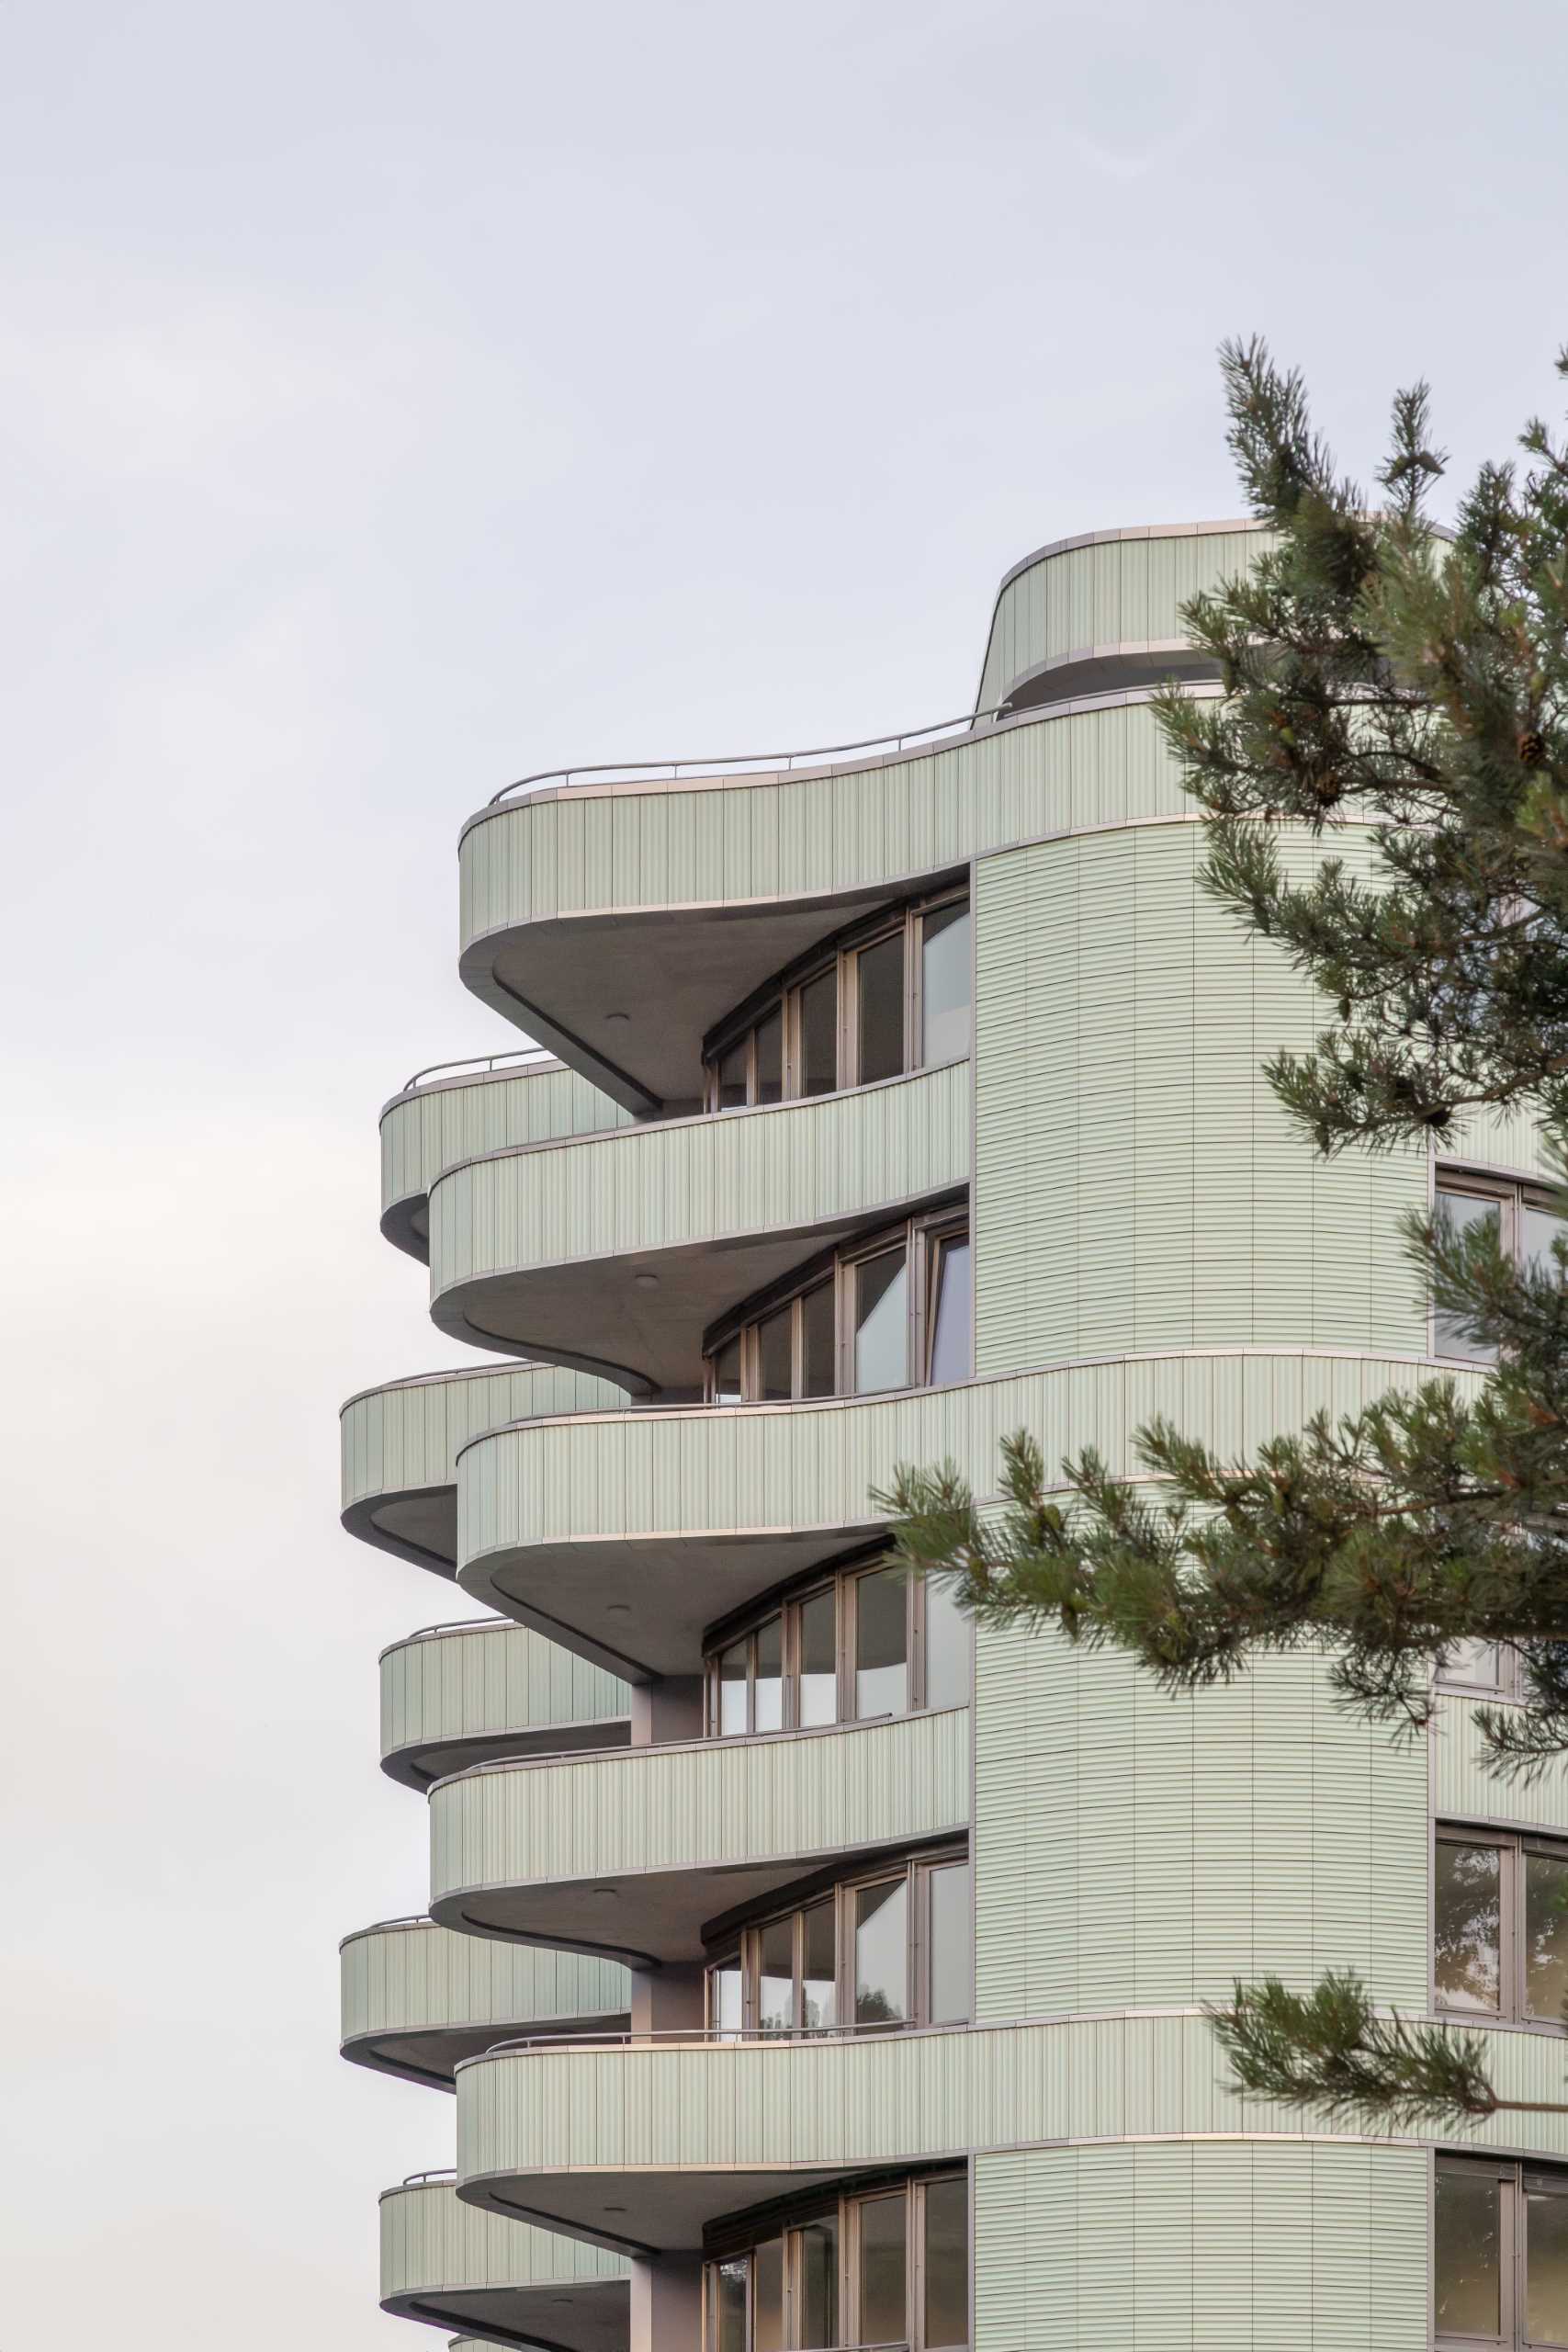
left=454, top=2009, right=1568, bottom=2254
left=973, top=519, right=1264, bottom=717
left=429, top=1708, right=969, bottom=1967
left=458, top=689, right=1218, bottom=1113
left=380, top=2176, right=628, bottom=2349
left=341, top=1918, right=630, bottom=2087
left=456, top=1349, right=1482, bottom=1677
left=381, top=1620, right=629, bottom=1789
left=426, top=1061, right=968, bottom=1391
left=381, top=1050, right=634, bottom=1261
left=342, top=1363, right=622, bottom=1577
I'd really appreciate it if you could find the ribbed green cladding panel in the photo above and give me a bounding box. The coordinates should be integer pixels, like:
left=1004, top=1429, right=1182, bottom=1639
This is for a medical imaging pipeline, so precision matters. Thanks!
left=427, top=1061, right=968, bottom=1299
left=342, top=1364, right=621, bottom=1519
left=972, top=826, right=1428, bottom=1374
left=342, top=1919, right=628, bottom=2049
left=973, top=2140, right=1427, bottom=2350
left=381, top=1623, right=628, bottom=1773
left=381, top=1063, right=633, bottom=1230
left=974, top=525, right=1269, bottom=715
left=972, top=1626, right=1427, bottom=2020
left=457, top=1353, right=1483, bottom=1573
left=379, top=2180, right=627, bottom=2300
left=459, top=703, right=1200, bottom=950
left=430, top=1708, right=968, bottom=1910
left=1436, top=1690, right=1568, bottom=1828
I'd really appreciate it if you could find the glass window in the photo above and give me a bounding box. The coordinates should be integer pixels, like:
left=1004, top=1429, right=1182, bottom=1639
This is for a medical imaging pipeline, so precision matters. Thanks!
left=922, top=1573, right=971, bottom=1712
left=1436, top=2167, right=1503, bottom=2339
left=855, top=1876, right=908, bottom=2027
left=800, top=1279, right=836, bottom=1398
left=798, top=969, right=838, bottom=1098
left=927, top=1234, right=971, bottom=1385
left=1435, top=1837, right=1502, bottom=2013
left=853, top=1249, right=908, bottom=1395
left=801, top=1897, right=836, bottom=2031
left=709, top=1957, right=744, bottom=2037
left=1528, top=1849, right=1568, bottom=2023
left=1525, top=1201, right=1568, bottom=1280
left=1435, top=1186, right=1502, bottom=1362
left=752, top=2236, right=784, bottom=2352
left=922, top=2175, right=968, bottom=2349
left=795, top=2214, right=839, bottom=2349
left=716, top=1040, right=750, bottom=1111
left=856, top=931, right=906, bottom=1085
left=754, top=1616, right=784, bottom=1735
left=712, top=2256, right=749, bottom=2352
left=717, top=1640, right=750, bottom=1738
left=758, top=1917, right=795, bottom=2035
left=927, top=1861, right=971, bottom=2026
left=855, top=1566, right=909, bottom=1718
left=1440, top=1636, right=1503, bottom=1690
left=1530, top=2183, right=1568, bottom=2346
left=714, top=1336, right=744, bottom=1402
left=857, top=2193, right=908, bottom=2345
left=920, top=902, right=972, bottom=1067
left=797, top=1587, right=838, bottom=1727
left=758, top=1306, right=793, bottom=1402
left=755, top=1009, right=784, bottom=1106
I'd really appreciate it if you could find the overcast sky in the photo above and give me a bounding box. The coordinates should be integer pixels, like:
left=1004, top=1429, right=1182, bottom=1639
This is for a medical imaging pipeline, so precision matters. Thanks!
left=6, top=0, right=1568, bottom=2338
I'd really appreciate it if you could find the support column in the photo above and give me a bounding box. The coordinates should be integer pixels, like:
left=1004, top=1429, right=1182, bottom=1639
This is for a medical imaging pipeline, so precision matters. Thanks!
left=629, top=1962, right=705, bottom=2034
left=630, top=1675, right=704, bottom=1745
left=630, top=2250, right=703, bottom=2352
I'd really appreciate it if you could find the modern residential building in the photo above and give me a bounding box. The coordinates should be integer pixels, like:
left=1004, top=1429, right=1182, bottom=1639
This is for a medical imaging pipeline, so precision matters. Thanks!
left=340, top=520, right=1568, bottom=2351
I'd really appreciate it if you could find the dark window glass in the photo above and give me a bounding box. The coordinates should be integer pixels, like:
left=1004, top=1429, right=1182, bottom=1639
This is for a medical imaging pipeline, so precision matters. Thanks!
left=1436, top=1188, right=1502, bottom=1362
left=800, top=1279, right=836, bottom=1397
left=921, top=902, right=972, bottom=1067
left=1529, top=2186, right=1568, bottom=2346
left=757, top=1917, right=795, bottom=2034
left=708, top=1958, right=743, bottom=2037
left=857, top=931, right=905, bottom=1084
left=717, top=1641, right=749, bottom=1737
left=796, top=2213, right=839, bottom=2349
left=928, top=1861, right=971, bottom=2026
left=1435, top=1838, right=1502, bottom=2012
left=754, top=1615, right=784, bottom=1735
left=854, top=1877, right=908, bottom=2026
left=755, top=1009, right=784, bottom=1106
left=927, top=1235, right=971, bottom=1385
left=758, top=1304, right=793, bottom=1401
left=752, top=2235, right=784, bottom=2352
left=857, top=2193, right=908, bottom=2344
left=716, top=1040, right=749, bottom=1111
left=714, top=1337, right=744, bottom=1403
left=853, top=1249, right=908, bottom=1395
left=802, top=1898, right=837, bottom=2031
left=1436, top=2169, right=1502, bottom=2336
left=922, top=1573, right=971, bottom=1712
left=855, top=1567, right=908, bottom=1718
left=1527, top=1849, right=1568, bottom=2023
left=923, top=2176, right=969, bottom=2349
left=712, top=2256, right=748, bottom=2352
left=797, top=1587, right=838, bottom=1726
left=798, top=969, right=838, bottom=1098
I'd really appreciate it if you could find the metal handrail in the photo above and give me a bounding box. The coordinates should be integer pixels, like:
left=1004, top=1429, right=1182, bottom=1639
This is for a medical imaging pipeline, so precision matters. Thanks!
left=486, top=703, right=1018, bottom=807
left=485, top=2023, right=927, bottom=2055
left=400, top=2167, right=457, bottom=2187
left=400, top=1046, right=557, bottom=1093
left=394, top=1617, right=502, bottom=1645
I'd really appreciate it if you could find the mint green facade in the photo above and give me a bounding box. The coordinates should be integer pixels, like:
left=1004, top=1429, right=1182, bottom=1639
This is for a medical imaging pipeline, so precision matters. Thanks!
left=340, top=521, right=1568, bottom=2351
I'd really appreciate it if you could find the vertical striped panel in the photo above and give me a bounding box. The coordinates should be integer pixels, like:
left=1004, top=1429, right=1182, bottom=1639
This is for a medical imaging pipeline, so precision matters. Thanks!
left=972, top=827, right=1429, bottom=1377
left=972, top=2140, right=1427, bottom=2350
left=380, top=1623, right=628, bottom=1762
left=1434, top=1691, right=1568, bottom=1830
left=341, top=1921, right=627, bottom=2045
left=342, top=1363, right=621, bottom=1515
left=381, top=1063, right=633, bottom=1224
left=379, top=2180, right=626, bottom=2298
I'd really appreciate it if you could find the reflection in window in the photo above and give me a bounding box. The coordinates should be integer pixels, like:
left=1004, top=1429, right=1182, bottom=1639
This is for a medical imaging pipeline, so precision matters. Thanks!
left=853, top=1248, right=908, bottom=1394
left=1436, top=1186, right=1503, bottom=1362
left=1434, top=1170, right=1568, bottom=1363
left=798, top=969, right=838, bottom=1099
left=752, top=2237, right=784, bottom=2352
left=928, top=1861, right=971, bottom=2026
left=1436, top=2165, right=1502, bottom=2339
left=922, top=2174, right=969, bottom=2350
left=920, top=902, right=972, bottom=1067
left=1435, top=1837, right=1502, bottom=2013
left=706, top=1213, right=965, bottom=1406
left=854, top=1878, right=908, bottom=2027
left=712, top=2256, right=749, bottom=2352
left=704, top=1850, right=967, bottom=2040
left=856, top=931, right=906, bottom=1086
left=1437, top=2160, right=1568, bottom=2348
left=1528, top=1849, right=1568, bottom=2022
left=927, top=1234, right=971, bottom=1385
left=854, top=1566, right=909, bottom=1718
left=705, top=1561, right=962, bottom=1736
left=1435, top=1826, right=1568, bottom=2027
left=857, top=2193, right=908, bottom=2345
left=796, top=2215, right=838, bottom=2350
left=705, top=2174, right=965, bottom=2352
left=797, top=1587, right=838, bottom=1727
left=922, top=1575, right=973, bottom=1713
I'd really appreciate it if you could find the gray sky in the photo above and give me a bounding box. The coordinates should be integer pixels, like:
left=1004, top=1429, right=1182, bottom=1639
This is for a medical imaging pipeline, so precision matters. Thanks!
left=5, top=0, right=1567, bottom=2337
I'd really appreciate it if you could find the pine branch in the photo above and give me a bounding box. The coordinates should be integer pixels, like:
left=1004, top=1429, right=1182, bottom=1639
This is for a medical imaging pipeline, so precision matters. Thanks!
left=1208, top=1973, right=1506, bottom=2130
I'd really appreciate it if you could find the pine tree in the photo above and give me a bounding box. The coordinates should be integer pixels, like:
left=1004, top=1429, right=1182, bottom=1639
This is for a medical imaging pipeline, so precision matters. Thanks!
left=881, top=338, right=1568, bottom=2129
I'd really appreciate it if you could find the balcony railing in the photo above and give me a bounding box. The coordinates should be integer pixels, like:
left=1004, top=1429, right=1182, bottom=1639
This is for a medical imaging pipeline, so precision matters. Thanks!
left=398, top=1046, right=558, bottom=1094
left=479, top=2022, right=964, bottom=2056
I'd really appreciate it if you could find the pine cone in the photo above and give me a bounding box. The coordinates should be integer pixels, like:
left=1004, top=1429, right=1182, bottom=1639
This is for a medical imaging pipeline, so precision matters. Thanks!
left=1520, top=729, right=1547, bottom=767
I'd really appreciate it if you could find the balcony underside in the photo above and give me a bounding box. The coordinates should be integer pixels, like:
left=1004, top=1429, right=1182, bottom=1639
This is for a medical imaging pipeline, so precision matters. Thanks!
left=348, top=2007, right=633, bottom=2091
left=465, top=2164, right=853, bottom=2261
left=386, top=1713, right=631, bottom=1792
left=345, top=1483, right=458, bottom=1576
left=386, top=2275, right=629, bottom=2350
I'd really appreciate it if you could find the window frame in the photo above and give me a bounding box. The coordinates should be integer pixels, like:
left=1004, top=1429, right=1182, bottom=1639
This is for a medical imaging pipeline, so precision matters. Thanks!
left=1438, top=1641, right=1531, bottom=1702
left=1433, top=1167, right=1567, bottom=1364
left=1435, top=2154, right=1568, bottom=2349
left=1434, top=1822, right=1568, bottom=2032
left=702, top=888, right=971, bottom=1114
left=703, top=1556, right=973, bottom=1738
left=704, top=1206, right=969, bottom=1406
left=703, top=2168, right=968, bottom=2352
